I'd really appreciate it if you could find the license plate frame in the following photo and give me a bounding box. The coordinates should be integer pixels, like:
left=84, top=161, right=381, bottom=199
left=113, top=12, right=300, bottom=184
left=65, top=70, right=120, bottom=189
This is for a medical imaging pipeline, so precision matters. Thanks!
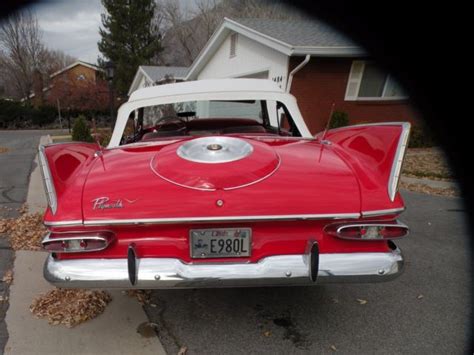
left=190, top=228, right=252, bottom=259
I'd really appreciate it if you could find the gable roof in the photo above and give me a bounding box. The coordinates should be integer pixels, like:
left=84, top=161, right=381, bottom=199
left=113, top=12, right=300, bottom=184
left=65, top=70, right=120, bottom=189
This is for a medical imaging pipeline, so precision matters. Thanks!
left=128, top=65, right=189, bottom=96
left=49, top=60, right=101, bottom=79
left=186, top=17, right=365, bottom=80
left=141, top=66, right=189, bottom=82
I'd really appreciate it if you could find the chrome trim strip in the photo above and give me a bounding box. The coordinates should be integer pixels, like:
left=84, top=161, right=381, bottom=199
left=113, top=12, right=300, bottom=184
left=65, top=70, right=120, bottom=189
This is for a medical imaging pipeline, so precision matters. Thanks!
left=38, top=145, right=58, bottom=215
left=44, top=247, right=404, bottom=289
left=223, top=153, right=281, bottom=191
left=82, top=213, right=361, bottom=226
left=150, top=153, right=217, bottom=191
left=150, top=145, right=282, bottom=192
left=388, top=122, right=411, bottom=201
left=361, top=207, right=406, bottom=217
left=44, top=220, right=83, bottom=227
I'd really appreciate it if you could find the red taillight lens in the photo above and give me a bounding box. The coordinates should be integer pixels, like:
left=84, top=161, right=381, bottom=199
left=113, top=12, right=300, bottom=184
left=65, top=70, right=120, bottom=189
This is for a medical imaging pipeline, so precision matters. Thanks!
left=42, top=231, right=114, bottom=253
left=325, top=221, right=408, bottom=240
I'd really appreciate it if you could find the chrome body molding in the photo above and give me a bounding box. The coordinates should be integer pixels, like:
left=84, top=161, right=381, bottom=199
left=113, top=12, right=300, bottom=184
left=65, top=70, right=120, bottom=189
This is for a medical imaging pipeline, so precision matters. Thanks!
left=361, top=207, right=406, bottom=217
left=388, top=122, right=411, bottom=201
left=38, top=145, right=57, bottom=214
left=44, top=210, right=405, bottom=227
left=44, top=220, right=83, bottom=227
left=44, top=247, right=404, bottom=289
left=82, top=213, right=361, bottom=226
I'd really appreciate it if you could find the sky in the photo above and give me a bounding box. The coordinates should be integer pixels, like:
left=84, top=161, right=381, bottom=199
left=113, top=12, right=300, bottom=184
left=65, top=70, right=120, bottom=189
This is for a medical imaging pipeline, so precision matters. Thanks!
left=25, top=0, right=197, bottom=64
left=30, top=0, right=104, bottom=63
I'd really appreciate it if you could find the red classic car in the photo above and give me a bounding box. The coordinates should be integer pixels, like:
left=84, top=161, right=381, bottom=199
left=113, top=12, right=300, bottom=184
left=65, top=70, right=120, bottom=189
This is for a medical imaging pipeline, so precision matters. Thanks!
left=39, top=79, right=410, bottom=288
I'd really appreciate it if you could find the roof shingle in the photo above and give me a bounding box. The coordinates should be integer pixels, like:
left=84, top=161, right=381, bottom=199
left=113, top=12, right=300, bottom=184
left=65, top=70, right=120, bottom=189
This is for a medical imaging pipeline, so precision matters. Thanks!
left=234, top=18, right=357, bottom=48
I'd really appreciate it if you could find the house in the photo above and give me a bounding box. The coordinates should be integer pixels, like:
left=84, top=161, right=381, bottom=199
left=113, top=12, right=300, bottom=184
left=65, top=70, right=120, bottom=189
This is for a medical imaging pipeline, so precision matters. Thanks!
left=186, top=18, right=417, bottom=133
left=29, top=60, right=109, bottom=111
left=128, top=66, right=189, bottom=96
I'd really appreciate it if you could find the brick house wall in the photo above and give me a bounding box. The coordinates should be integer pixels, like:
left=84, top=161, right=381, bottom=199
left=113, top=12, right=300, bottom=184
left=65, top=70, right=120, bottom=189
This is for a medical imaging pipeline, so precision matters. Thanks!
left=289, top=57, right=419, bottom=134
left=31, top=64, right=101, bottom=107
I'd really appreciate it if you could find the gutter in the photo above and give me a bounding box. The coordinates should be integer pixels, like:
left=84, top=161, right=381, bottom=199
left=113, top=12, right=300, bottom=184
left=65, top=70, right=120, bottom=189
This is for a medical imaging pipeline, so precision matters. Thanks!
left=286, top=54, right=310, bottom=92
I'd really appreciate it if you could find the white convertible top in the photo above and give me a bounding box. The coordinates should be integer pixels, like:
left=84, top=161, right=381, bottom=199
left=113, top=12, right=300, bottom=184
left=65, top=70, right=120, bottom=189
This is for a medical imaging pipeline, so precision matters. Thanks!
left=128, top=79, right=285, bottom=102
left=108, top=79, right=312, bottom=147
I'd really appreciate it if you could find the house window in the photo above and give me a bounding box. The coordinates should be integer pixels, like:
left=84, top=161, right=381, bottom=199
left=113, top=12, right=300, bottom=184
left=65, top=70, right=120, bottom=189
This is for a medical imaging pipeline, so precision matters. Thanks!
left=230, top=33, right=237, bottom=57
left=345, top=61, right=407, bottom=100
left=77, top=74, right=86, bottom=81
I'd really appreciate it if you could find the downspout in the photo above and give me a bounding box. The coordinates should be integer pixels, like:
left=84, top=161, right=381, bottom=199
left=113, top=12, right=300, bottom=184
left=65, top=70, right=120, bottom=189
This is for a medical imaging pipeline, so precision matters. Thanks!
left=285, top=54, right=310, bottom=92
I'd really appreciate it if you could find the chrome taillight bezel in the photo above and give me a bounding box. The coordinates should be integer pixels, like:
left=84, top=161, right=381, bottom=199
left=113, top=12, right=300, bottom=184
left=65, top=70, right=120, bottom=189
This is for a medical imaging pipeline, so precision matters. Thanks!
left=325, top=221, right=409, bottom=241
left=42, top=231, right=114, bottom=253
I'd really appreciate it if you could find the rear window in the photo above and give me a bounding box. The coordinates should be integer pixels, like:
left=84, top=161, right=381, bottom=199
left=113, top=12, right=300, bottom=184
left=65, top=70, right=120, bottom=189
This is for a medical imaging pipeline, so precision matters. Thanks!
left=142, top=100, right=263, bottom=128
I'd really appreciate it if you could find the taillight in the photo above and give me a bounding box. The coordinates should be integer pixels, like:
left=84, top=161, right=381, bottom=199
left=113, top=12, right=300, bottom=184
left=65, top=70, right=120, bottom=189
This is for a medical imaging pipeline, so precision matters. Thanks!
left=325, top=221, right=408, bottom=240
left=42, top=231, right=114, bottom=253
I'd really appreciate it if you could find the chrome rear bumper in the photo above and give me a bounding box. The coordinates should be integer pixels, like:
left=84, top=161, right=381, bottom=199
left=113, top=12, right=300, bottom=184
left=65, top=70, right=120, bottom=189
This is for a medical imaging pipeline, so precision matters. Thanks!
left=44, top=247, right=404, bottom=289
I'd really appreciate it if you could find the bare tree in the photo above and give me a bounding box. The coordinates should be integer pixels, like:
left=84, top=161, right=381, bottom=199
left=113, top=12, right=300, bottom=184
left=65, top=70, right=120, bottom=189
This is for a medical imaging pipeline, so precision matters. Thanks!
left=42, top=48, right=76, bottom=75
left=156, top=0, right=307, bottom=66
left=0, top=11, right=46, bottom=100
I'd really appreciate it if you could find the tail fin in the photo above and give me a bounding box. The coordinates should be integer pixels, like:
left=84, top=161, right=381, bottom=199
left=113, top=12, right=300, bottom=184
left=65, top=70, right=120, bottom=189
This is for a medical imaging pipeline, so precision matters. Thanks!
left=317, top=122, right=411, bottom=203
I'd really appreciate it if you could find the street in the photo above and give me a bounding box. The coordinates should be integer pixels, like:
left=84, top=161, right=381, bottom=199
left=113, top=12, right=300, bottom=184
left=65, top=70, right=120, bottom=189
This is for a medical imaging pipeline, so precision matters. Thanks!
left=0, top=131, right=471, bottom=354
left=0, top=130, right=47, bottom=218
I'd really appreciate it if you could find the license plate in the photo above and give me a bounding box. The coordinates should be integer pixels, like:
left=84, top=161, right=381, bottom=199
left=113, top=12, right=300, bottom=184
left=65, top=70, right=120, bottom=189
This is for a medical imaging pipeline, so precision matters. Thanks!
left=190, top=228, right=251, bottom=258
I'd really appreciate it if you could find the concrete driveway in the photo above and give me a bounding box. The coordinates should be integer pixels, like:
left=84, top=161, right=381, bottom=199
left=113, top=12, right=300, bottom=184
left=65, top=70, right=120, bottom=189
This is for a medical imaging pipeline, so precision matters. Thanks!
left=145, top=191, right=471, bottom=354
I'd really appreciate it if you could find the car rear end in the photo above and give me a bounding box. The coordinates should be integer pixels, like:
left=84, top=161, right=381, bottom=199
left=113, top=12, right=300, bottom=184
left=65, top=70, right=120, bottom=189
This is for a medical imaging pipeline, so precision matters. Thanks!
left=39, top=122, right=410, bottom=289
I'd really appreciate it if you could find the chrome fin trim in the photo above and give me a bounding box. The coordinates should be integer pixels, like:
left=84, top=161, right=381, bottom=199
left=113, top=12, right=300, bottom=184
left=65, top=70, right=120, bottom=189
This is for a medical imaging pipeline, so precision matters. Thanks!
left=38, top=145, right=58, bottom=215
left=388, top=122, right=411, bottom=201
left=361, top=207, right=406, bottom=217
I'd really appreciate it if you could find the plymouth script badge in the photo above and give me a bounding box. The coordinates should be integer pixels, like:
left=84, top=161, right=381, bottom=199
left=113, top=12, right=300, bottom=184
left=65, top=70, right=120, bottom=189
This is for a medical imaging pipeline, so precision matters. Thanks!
left=92, top=197, right=137, bottom=210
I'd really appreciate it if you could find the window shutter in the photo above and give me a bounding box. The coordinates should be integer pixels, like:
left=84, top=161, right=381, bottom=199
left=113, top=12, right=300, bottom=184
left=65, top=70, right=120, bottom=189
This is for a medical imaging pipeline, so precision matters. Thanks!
left=345, top=61, right=365, bottom=100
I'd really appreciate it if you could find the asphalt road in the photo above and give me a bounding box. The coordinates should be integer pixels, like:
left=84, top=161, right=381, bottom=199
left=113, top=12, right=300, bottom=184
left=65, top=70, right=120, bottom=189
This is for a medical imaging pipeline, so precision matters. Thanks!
left=145, top=191, right=471, bottom=354
left=0, top=130, right=47, bottom=218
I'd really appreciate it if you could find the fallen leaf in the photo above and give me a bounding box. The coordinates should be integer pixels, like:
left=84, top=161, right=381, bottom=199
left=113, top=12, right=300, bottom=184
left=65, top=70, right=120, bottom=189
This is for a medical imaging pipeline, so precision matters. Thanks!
left=178, top=346, right=188, bottom=355
left=0, top=295, right=8, bottom=302
left=263, top=330, right=272, bottom=337
left=127, top=289, right=152, bottom=305
left=330, top=344, right=337, bottom=351
left=0, top=147, right=9, bottom=154
left=417, top=294, right=424, bottom=299
left=2, top=270, right=13, bottom=284
left=30, top=288, right=112, bottom=328
left=331, top=298, right=339, bottom=304
left=356, top=298, right=368, bottom=305
left=0, top=211, right=47, bottom=250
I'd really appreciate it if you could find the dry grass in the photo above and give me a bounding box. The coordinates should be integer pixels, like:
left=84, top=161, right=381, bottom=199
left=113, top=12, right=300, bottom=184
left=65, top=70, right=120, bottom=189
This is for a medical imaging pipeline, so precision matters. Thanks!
left=403, top=148, right=453, bottom=181
left=401, top=148, right=459, bottom=196
left=30, top=289, right=112, bottom=328
left=399, top=181, right=459, bottom=197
